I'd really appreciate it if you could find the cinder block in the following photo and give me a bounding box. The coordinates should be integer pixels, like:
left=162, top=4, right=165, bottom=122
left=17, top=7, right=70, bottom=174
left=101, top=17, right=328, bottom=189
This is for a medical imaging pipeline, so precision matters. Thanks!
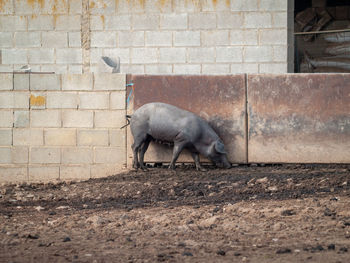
left=119, top=64, right=145, bottom=74
left=31, top=110, right=61, bottom=128
left=231, top=0, right=258, bottom=11
left=244, top=46, right=273, bottom=62
left=231, top=63, right=259, bottom=74
left=0, top=92, right=29, bottom=109
left=91, top=164, right=125, bottom=178
left=41, top=65, right=67, bottom=74
left=0, top=129, right=12, bottom=146
left=14, top=110, right=29, bottom=127
left=12, top=147, right=28, bottom=163
left=90, top=15, right=104, bottom=30
left=145, top=31, right=172, bottom=47
left=42, top=32, right=68, bottom=47
left=14, top=74, right=29, bottom=90
left=173, top=0, right=201, bottom=12
left=45, top=129, right=76, bottom=146
left=202, top=64, right=230, bottom=74
left=118, top=31, right=144, bottom=47
left=259, top=63, right=288, bottom=73
left=55, top=15, right=81, bottom=31
left=0, top=167, right=27, bottom=182
left=62, top=110, right=93, bottom=128
left=109, top=129, right=126, bottom=147
left=0, top=110, right=13, bottom=127
left=29, top=166, right=60, bottom=181
left=202, top=31, right=230, bottom=46
left=62, top=148, right=92, bottom=164
left=46, top=92, right=78, bottom=108
left=230, top=29, right=258, bottom=45
left=131, top=48, right=158, bottom=64
left=14, top=92, right=29, bottom=109
left=218, top=13, right=243, bottom=29
left=202, top=0, right=232, bottom=11
left=68, top=65, right=83, bottom=74
left=60, top=165, right=91, bottom=180
left=30, top=93, right=46, bottom=109
left=94, top=73, right=126, bottom=91
left=110, top=91, right=125, bottom=110
left=272, top=12, right=288, bottom=28
left=62, top=74, right=93, bottom=91
left=94, top=110, right=126, bottom=128
left=187, top=47, right=215, bottom=63
left=104, top=15, right=131, bottom=30
left=174, top=31, right=200, bottom=47
left=30, top=147, right=60, bottom=164
left=13, top=129, right=43, bottom=146
left=30, top=74, right=60, bottom=91
left=0, top=16, right=26, bottom=32
left=244, top=12, right=272, bottom=28
left=28, top=15, right=54, bottom=30
left=79, top=92, right=109, bottom=109
left=132, top=14, right=159, bottom=30
left=0, top=32, right=12, bottom=47
left=160, top=48, right=186, bottom=63
left=68, top=32, right=81, bottom=47
left=173, top=64, right=201, bottom=74
left=1, top=49, right=28, bottom=64
left=91, top=32, right=117, bottom=48
left=89, top=0, right=116, bottom=14
left=260, top=29, right=287, bottom=45
left=160, top=14, right=188, bottom=30
left=260, top=0, right=288, bottom=11
left=216, top=47, right=243, bottom=62
left=273, top=45, right=288, bottom=62
left=56, top=48, right=83, bottom=64
left=145, top=65, right=173, bottom=74
left=77, top=129, right=109, bottom=146
left=14, top=32, right=41, bottom=47
left=0, top=0, right=13, bottom=14
left=189, top=13, right=216, bottom=29
left=69, top=0, right=83, bottom=14
left=94, top=147, right=126, bottom=164
left=0, top=148, right=11, bottom=163
left=0, top=74, right=13, bottom=90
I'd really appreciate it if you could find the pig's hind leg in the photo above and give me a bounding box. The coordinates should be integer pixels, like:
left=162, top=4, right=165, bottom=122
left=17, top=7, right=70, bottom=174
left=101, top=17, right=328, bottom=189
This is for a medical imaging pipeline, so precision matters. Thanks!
left=132, top=132, right=148, bottom=170
left=138, top=136, right=152, bottom=171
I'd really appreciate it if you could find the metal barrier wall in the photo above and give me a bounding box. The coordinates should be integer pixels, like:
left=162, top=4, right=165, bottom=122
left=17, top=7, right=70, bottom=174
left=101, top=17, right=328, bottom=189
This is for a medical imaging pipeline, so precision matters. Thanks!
left=128, top=74, right=350, bottom=164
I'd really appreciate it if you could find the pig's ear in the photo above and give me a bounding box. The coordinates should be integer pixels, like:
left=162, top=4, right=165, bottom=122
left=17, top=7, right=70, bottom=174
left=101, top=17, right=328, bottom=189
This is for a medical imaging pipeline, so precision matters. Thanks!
left=215, top=141, right=226, bottom=154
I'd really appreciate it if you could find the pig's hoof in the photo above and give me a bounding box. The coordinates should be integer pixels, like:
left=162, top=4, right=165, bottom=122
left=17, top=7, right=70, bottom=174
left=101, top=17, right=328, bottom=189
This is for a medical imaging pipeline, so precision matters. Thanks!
left=199, top=167, right=207, bottom=172
left=168, top=165, right=176, bottom=170
left=141, top=167, right=148, bottom=171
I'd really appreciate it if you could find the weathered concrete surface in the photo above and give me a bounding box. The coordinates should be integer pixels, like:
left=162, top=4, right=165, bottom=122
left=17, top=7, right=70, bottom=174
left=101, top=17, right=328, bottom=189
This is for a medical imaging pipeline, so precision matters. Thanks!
left=127, top=75, right=247, bottom=165
left=247, top=74, right=350, bottom=163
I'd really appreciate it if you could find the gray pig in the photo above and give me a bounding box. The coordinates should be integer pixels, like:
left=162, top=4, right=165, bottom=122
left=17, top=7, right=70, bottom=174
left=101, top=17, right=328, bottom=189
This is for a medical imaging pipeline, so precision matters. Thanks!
left=129, top=102, right=231, bottom=171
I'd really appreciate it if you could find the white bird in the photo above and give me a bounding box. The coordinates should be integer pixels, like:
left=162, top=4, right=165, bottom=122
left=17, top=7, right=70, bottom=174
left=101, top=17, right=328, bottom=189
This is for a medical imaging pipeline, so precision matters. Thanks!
left=101, top=56, right=120, bottom=73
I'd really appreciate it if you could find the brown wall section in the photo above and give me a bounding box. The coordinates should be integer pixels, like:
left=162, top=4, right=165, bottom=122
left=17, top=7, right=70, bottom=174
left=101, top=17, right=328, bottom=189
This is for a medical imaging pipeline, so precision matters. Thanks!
left=247, top=74, right=350, bottom=163
left=128, top=75, right=247, bottom=164
left=127, top=73, right=350, bottom=166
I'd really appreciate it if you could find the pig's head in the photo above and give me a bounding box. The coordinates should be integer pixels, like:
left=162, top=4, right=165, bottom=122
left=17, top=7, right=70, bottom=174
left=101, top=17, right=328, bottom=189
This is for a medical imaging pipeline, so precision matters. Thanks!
left=207, top=140, right=231, bottom=169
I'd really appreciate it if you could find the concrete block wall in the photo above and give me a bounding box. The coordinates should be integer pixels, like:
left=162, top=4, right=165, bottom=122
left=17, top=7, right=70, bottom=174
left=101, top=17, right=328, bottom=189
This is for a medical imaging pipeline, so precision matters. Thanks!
left=91, top=0, right=292, bottom=74
left=0, top=73, right=126, bottom=183
left=0, top=0, right=294, bottom=74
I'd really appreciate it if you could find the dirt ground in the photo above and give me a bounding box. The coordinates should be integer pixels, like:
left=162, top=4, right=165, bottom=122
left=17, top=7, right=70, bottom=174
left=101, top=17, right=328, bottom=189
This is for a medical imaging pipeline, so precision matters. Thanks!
left=1, top=164, right=350, bottom=263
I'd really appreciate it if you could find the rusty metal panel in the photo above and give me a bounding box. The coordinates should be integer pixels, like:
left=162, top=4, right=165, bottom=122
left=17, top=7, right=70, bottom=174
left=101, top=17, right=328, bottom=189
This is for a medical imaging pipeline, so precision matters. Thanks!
left=248, top=74, right=350, bottom=163
left=127, top=75, right=247, bottom=165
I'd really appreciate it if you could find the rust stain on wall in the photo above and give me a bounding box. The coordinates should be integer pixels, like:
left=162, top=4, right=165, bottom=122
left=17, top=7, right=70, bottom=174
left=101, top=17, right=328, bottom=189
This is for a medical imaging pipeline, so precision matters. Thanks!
left=30, top=95, right=46, bottom=107
left=27, top=0, right=44, bottom=8
left=100, top=15, right=105, bottom=28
